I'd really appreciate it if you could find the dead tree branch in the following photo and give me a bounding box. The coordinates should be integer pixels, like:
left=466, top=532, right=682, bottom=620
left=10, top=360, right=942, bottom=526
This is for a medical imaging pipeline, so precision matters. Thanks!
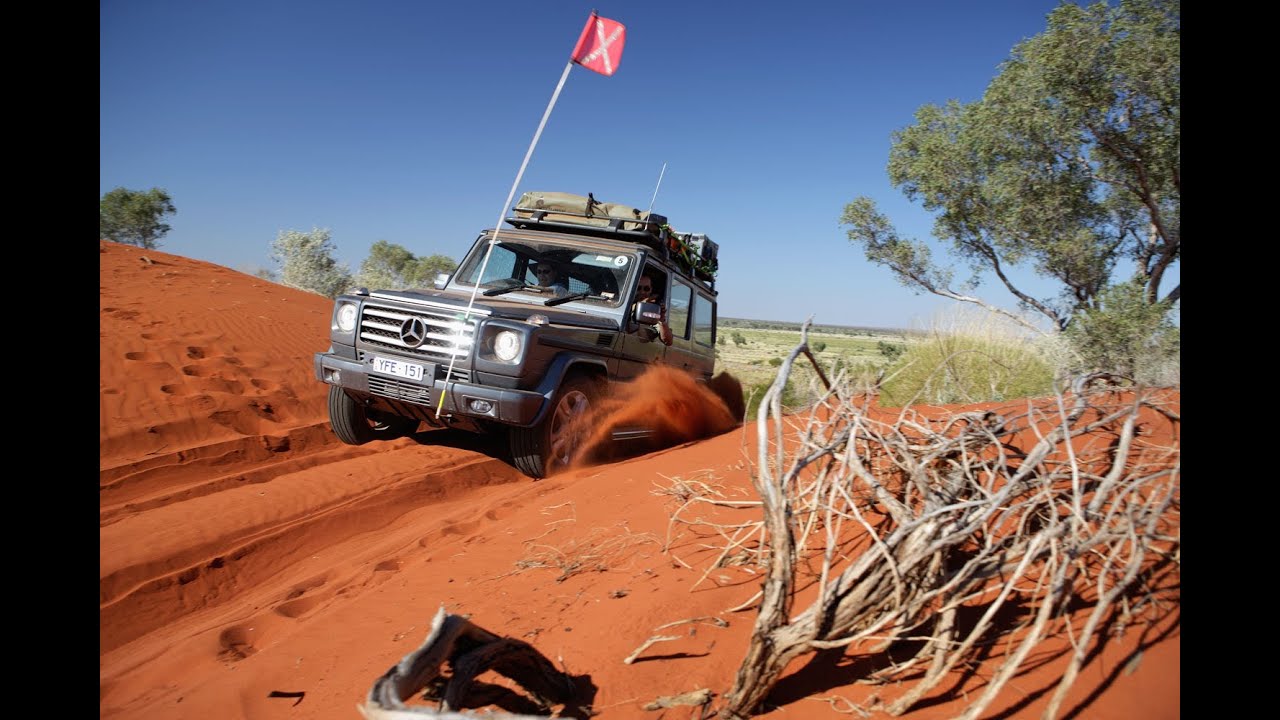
left=715, top=324, right=1180, bottom=720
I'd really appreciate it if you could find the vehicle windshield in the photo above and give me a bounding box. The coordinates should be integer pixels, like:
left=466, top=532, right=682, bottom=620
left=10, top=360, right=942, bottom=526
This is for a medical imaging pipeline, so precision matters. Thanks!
left=453, top=237, right=635, bottom=308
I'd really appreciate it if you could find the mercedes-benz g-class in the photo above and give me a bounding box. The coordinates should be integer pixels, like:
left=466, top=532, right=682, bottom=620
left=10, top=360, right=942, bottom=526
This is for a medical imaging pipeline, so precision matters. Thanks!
left=313, top=191, right=722, bottom=477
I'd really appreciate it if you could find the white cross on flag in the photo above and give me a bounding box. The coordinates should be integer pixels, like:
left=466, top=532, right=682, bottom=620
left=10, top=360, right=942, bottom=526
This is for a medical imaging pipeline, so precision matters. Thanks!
left=570, top=13, right=626, bottom=77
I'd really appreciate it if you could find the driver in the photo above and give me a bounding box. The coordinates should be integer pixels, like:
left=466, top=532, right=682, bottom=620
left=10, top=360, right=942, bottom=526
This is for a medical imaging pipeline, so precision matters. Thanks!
left=635, top=272, right=673, bottom=346
left=531, top=262, right=570, bottom=297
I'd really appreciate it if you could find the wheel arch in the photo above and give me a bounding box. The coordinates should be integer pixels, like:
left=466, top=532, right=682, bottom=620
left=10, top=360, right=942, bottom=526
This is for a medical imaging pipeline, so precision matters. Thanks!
left=525, top=353, right=609, bottom=427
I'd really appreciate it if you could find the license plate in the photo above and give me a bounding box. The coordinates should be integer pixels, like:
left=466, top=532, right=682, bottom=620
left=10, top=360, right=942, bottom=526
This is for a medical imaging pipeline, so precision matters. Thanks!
left=372, top=356, right=426, bottom=382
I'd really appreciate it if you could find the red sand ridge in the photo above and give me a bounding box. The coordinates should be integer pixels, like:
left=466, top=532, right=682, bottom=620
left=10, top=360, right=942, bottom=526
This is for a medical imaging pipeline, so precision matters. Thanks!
left=99, top=240, right=1178, bottom=720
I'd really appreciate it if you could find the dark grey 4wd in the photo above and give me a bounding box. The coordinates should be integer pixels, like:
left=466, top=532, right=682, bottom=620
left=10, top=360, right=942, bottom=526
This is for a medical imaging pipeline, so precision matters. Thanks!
left=314, top=208, right=721, bottom=478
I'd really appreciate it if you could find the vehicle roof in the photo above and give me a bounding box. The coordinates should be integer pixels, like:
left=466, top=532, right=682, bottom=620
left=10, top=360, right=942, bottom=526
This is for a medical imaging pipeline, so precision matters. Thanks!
left=479, top=225, right=718, bottom=297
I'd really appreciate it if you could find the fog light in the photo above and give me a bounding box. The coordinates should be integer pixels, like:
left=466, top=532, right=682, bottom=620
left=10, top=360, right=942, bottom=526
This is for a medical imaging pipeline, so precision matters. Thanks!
left=468, top=399, right=494, bottom=414
left=326, top=368, right=341, bottom=384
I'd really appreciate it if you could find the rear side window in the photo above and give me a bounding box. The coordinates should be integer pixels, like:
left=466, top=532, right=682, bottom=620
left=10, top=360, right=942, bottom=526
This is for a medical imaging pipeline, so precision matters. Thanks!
left=693, top=292, right=715, bottom=347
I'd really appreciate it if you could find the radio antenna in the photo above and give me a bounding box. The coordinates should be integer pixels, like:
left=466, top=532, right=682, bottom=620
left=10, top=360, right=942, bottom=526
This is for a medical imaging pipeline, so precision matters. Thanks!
left=645, top=162, right=667, bottom=218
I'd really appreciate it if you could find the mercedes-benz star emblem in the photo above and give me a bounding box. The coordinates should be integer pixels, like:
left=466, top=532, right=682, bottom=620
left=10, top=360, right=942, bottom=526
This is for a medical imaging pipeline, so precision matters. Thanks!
left=400, top=317, right=428, bottom=348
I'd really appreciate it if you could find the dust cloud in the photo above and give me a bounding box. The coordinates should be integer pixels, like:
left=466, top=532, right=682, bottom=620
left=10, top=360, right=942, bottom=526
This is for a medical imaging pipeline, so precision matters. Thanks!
left=572, top=367, right=744, bottom=468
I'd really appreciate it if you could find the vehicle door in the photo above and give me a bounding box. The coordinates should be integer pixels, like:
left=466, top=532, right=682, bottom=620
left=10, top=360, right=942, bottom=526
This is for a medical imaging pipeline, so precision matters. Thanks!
left=618, top=263, right=669, bottom=379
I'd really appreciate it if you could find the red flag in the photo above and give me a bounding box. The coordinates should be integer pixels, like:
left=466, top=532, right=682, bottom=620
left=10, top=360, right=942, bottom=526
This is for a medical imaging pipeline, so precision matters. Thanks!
left=570, top=13, right=626, bottom=76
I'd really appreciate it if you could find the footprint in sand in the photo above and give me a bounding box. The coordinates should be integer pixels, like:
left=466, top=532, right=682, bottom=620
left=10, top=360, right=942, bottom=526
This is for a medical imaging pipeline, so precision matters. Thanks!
left=189, top=395, right=217, bottom=412
left=217, top=624, right=260, bottom=662
left=180, top=363, right=212, bottom=377
left=247, top=400, right=277, bottom=420
left=274, top=573, right=333, bottom=619
left=208, top=410, right=257, bottom=434
left=275, top=596, right=322, bottom=619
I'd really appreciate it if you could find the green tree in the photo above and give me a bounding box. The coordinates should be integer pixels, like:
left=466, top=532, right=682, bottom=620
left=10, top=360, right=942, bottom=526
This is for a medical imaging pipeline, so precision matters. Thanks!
left=100, top=187, right=176, bottom=249
left=270, top=228, right=352, bottom=298
left=355, top=241, right=458, bottom=290
left=841, top=0, right=1178, bottom=373
left=732, top=331, right=747, bottom=346
left=405, top=253, right=458, bottom=287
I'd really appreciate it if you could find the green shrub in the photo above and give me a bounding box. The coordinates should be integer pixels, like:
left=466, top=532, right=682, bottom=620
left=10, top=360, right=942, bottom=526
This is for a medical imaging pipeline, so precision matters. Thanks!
left=828, top=356, right=885, bottom=395
left=1064, top=280, right=1180, bottom=386
left=878, top=340, right=905, bottom=361
left=743, top=377, right=807, bottom=420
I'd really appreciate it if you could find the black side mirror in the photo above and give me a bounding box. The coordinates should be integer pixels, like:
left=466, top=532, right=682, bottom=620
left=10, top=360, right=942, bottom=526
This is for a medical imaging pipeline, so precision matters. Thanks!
left=634, top=300, right=662, bottom=326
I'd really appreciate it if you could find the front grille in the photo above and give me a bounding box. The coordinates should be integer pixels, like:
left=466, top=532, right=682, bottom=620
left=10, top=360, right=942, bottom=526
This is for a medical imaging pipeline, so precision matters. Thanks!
left=357, top=302, right=476, bottom=405
left=358, top=302, right=476, bottom=364
left=368, top=376, right=432, bottom=405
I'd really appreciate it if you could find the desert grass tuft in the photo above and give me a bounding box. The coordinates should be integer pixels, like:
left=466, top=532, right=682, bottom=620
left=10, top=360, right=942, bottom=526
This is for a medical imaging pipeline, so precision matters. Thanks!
left=879, top=306, right=1058, bottom=406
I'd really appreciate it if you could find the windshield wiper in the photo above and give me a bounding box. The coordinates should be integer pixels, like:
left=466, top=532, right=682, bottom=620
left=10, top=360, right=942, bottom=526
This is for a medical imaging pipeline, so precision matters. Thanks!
left=544, top=291, right=596, bottom=307
left=483, top=280, right=549, bottom=297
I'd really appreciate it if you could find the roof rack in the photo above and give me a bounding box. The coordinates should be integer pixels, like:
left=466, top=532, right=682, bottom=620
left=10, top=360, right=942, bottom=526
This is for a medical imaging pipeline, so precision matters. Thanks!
left=504, top=209, right=666, bottom=244
left=504, top=191, right=718, bottom=291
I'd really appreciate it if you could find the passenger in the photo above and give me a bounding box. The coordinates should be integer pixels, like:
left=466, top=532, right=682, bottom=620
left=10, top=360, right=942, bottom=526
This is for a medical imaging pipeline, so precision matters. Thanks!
left=635, top=272, right=673, bottom=346
left=532, top=262, right=569, bottom=297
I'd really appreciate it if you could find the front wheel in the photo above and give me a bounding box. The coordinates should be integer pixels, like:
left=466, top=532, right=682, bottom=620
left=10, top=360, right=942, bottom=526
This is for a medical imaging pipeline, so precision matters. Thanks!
left=509, top=374, right=600, bottom=478
left=327, top=386, right=418, bottom=445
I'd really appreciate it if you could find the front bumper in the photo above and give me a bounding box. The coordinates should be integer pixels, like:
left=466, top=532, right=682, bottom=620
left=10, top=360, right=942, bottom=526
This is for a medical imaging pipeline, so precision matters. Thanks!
left=314, top=352, right=547, bottom=427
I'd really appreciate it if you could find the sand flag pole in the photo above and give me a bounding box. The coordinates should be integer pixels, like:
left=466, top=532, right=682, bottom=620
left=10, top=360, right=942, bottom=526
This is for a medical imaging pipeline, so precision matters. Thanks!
left=436, top=11, right=628, bottom=418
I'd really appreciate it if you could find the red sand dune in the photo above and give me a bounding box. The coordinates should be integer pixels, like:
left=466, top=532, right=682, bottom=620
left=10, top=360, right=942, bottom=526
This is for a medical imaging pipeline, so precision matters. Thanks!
left=99, top=240, right=1179, bottom=719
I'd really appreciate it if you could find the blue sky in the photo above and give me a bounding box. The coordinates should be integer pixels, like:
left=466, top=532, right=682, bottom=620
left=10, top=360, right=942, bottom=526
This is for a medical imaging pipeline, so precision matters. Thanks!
left=101, top=0, right=1157, bottom=330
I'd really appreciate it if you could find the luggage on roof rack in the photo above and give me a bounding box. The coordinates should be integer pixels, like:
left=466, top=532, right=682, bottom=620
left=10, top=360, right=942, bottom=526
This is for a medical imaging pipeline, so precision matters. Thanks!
left=510, top=191, right=668, bottom=236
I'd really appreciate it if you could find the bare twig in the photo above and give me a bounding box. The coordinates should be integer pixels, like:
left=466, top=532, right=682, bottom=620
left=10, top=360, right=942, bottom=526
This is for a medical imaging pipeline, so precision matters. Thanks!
left=623, top=635, right=682, bottom=664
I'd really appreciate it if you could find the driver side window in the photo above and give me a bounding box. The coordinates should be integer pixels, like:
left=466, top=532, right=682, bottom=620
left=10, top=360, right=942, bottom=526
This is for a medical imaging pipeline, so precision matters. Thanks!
left=637, top=264, right=668, bottom=301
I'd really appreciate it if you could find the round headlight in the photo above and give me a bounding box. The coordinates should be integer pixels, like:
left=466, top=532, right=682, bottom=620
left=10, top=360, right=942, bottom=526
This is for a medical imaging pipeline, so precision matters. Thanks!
left=336, top=303, right=358, bottom=332
left=493, top=330, right=522, bottom=362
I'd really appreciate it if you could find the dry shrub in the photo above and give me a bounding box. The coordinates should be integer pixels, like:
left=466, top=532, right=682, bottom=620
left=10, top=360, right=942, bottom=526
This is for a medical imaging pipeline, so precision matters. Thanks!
left=515, top=526, right=660, bottom=582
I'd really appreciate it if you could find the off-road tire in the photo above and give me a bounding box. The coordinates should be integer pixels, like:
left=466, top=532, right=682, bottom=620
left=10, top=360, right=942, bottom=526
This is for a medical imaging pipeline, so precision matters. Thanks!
left=327, top=386, right=417, bottom=445
left=509, top=374, right=600, bottom=478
